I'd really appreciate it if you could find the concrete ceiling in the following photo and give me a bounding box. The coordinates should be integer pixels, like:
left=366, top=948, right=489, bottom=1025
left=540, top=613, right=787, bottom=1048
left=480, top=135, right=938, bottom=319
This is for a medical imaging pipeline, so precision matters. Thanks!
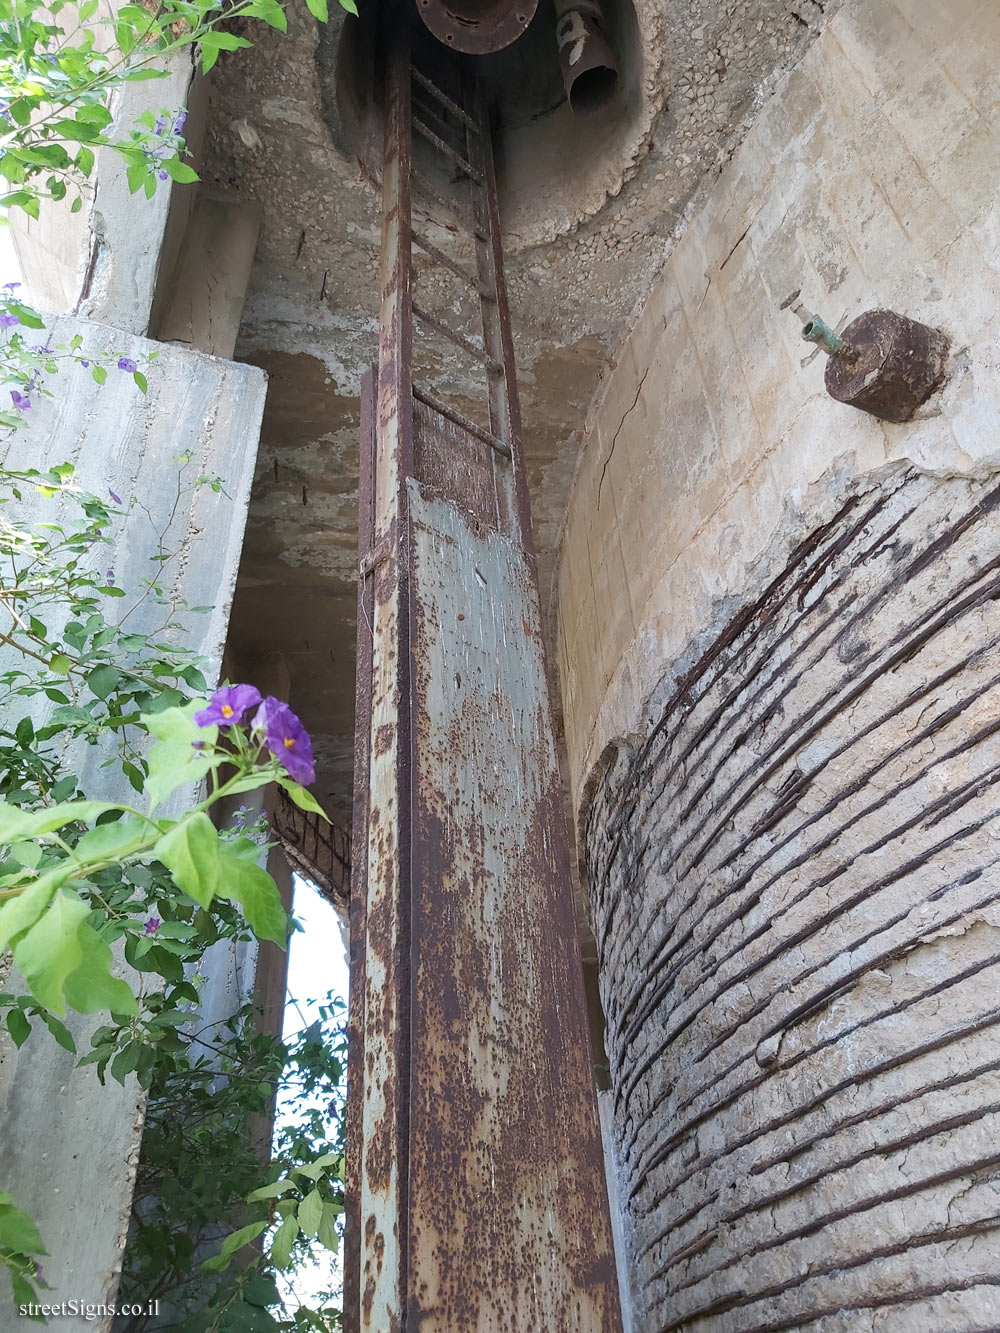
left=204, top=0, right=836, bottom=828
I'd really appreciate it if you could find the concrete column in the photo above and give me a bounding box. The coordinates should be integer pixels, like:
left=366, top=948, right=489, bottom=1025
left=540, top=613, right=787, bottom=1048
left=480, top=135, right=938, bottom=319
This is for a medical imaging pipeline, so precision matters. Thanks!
left=0, top=316, right=266, bottom=1329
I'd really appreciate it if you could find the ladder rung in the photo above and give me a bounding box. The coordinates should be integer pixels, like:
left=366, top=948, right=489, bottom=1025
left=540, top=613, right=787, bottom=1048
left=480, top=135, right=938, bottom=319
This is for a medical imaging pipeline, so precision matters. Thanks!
left=412, top=68, right=479, bottom=134
left=413, top=231, right=494, bottom=299
left=413, top=172, right=489, bottom=242
left=413, top=302, right=503, bottom=375
left=413, top=116, right=483, bottom=184
left=414, top=385, right=512, bottom=459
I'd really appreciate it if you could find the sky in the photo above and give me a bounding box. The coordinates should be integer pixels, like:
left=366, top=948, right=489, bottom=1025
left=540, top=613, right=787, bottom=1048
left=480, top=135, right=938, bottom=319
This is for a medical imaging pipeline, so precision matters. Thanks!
left=275, top=874, right=350, bottom=1315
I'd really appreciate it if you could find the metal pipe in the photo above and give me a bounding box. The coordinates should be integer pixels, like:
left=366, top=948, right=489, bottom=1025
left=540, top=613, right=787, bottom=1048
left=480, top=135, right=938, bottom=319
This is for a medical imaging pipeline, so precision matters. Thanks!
left=801, top=315, right=846, bottom=357
left=553, top=0, right=620, bottom=115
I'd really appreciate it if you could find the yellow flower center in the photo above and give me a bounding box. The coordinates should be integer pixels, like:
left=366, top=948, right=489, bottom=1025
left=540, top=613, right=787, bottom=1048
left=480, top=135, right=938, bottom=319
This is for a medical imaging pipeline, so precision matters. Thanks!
left=284, top=737, right=296, bottom=749
left=221, top=704, right=234, bottom=718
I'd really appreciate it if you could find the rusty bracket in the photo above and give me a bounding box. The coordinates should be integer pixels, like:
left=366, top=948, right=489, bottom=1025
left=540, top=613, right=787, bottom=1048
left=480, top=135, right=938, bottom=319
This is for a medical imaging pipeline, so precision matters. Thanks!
left=358, top=540, right=392, bottom=580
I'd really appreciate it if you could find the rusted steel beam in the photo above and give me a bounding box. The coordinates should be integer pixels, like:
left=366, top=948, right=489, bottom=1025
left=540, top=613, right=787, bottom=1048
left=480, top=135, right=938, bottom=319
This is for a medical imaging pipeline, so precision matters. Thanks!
left=348, top=35, right=623, bottom=1331
left=344, top=363, right=376, bottom=1333
left=356, top=26, right=414, bottom=1330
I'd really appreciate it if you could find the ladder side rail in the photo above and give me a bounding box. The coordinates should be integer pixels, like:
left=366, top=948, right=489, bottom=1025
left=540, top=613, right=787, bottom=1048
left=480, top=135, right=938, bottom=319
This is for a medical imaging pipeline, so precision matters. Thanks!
left=356, top=25, right=414, bottom=1331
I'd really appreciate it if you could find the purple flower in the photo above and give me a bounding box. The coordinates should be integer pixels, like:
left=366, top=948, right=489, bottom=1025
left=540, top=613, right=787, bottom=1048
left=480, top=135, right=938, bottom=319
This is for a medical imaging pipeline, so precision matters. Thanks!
left=80, top=359, right=90, bottom=368
left=173, top=111, right=187, bottom=133
left=32, top=343, right=52, bottom=353
left=108, top=487, right=121, bottom=505
left=157, top=170, right=168, bottom=181
left=0, top=313, right=18, bottom=328
left=34, top=1263, right=44, bottom=1285
left=253, top=696, right=315, bottom=786
left=2, top=281, right=20, bottom=291
left=144, top=916, right=161, bottom=936
left=117, top=357, right=137, bottom=373
left=9, top=389, right=30, bottom=411
left=191, top=740, right=206, bottom=750
left=154, top=115, right=168, bottom=136
left=105, top=569, right=115, bottom=585
left=194, top=683, right=262, bottom=728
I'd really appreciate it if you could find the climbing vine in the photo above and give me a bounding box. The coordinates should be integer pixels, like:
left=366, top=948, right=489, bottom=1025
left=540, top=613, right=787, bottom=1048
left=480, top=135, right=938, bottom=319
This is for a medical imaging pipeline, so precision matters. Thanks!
left=0, top=464, right=346, bottom=1328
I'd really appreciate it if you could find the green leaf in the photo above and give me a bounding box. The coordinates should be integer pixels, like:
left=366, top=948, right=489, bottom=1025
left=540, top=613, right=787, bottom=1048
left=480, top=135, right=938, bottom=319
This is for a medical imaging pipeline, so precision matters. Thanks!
left=49, top=653, right=72, bottom=674
left=39, top=1011, right=76, bottom=1053
left=292, top=1151, right=341, bottom=1181
left=13, top=890, right=89, bottom=1016
left=161, top=158, right=199, bottom=184
left=91, top=365, right=107, bottom=386
left=153, top=812, right=220, bottom=908
left=7, top=842, right=42, bottom=870
left=269, top=1214, right=298, bottom=1270
left=110, top=1041, right=140, bottom=1084
left=74, top=816, right=147, bottom=863
left=305, top=0, right=328, bottom=19
left=0, top=865, right=72, bottom=953
left=6, top=302, right=44, bottom=329
left=339, top=0, right=358, bottom=13
left=0, top=799, right=120, bottom=842
left=217, top=853, right=286, bottom=945
left=0, top=1200, right=46, bottom=1256
left=246, top=1178, right=298, bottom=1202
left=63, top=921, right=137, bottom=1016
left=243, top=1274, right=281, bottom=1308
left=145, top=740, right=215, bottom=812
left=86, top=664, right=120, bottom=699
left=278, top=778, right=329, bottom=819
left=6, top=1008, right=30, bottom=1048
left=245, top=0, right=287, bottom=29
left=143, top=700, right=211, bottom=746
left=317, top=1201, right=340, bottom=1252
left=201, top=1220, right=268, bottom=1272
left=133, top=370, right=148, bottom=394
left=297, top=1188, right=323, bottom=1239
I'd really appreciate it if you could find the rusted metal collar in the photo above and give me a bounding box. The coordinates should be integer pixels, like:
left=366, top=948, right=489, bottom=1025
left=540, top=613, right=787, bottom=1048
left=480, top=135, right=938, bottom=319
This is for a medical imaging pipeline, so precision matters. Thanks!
left=415, top=0, right=538, bottom=54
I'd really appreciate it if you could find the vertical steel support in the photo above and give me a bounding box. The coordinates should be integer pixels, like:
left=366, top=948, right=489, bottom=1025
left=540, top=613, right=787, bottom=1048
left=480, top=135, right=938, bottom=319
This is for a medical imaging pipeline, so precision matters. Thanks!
left=347, top=31, right=623, bottom=1331
left=355, top=28, right=413, bottom=1330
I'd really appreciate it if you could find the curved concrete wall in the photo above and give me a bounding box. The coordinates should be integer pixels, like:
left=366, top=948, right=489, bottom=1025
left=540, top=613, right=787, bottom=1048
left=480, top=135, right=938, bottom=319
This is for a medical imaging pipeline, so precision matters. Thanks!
left=555, top=0, right=1000, bottom=1326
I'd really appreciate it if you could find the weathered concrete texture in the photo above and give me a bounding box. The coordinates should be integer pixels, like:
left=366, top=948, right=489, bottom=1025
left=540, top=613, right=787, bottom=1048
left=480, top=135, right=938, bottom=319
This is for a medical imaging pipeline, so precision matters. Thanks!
left=0, top=317, right=265, bottom=1331
left=199, top=0, right=838, bottom=817
left=557, top=0, right=1000, bottom=801
left=554, top=0, right=1000, bottom=1326
left=584, top=467, right=1000, bottom=1329
left=12, top=50, right=199, bottom=332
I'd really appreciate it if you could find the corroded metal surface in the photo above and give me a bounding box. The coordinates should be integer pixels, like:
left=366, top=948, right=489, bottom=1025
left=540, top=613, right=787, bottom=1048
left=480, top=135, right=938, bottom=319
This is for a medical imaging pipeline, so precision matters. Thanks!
left=357, top=29, right=414, bottom=1329
left=346, top=31, right=622, bottom=1331
left=825, top=308, right=950, bottom=423
left=406, top=481, right=622, bottom=1327
left=414, top=0, right=538, bottom=57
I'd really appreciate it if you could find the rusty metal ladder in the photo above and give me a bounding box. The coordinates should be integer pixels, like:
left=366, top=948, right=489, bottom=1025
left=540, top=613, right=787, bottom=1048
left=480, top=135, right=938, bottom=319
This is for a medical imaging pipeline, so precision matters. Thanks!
left=345, top=22, right=622, bottom=1331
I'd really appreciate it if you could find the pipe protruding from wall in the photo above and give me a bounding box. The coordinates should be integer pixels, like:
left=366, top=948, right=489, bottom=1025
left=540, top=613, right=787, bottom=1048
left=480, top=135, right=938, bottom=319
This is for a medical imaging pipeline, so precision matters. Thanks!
left=781, top=292, right=951, bottom=423
left=554, top=0, right=620, bottom=115
left=801, top=315, right=846, bottom=357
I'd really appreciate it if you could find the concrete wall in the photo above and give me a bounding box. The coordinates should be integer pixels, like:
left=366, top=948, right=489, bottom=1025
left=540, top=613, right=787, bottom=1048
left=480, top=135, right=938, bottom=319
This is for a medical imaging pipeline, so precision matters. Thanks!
left=0, top=319, right=265, bottom=1329
left=555, top=0, right=1000, bottom=1326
